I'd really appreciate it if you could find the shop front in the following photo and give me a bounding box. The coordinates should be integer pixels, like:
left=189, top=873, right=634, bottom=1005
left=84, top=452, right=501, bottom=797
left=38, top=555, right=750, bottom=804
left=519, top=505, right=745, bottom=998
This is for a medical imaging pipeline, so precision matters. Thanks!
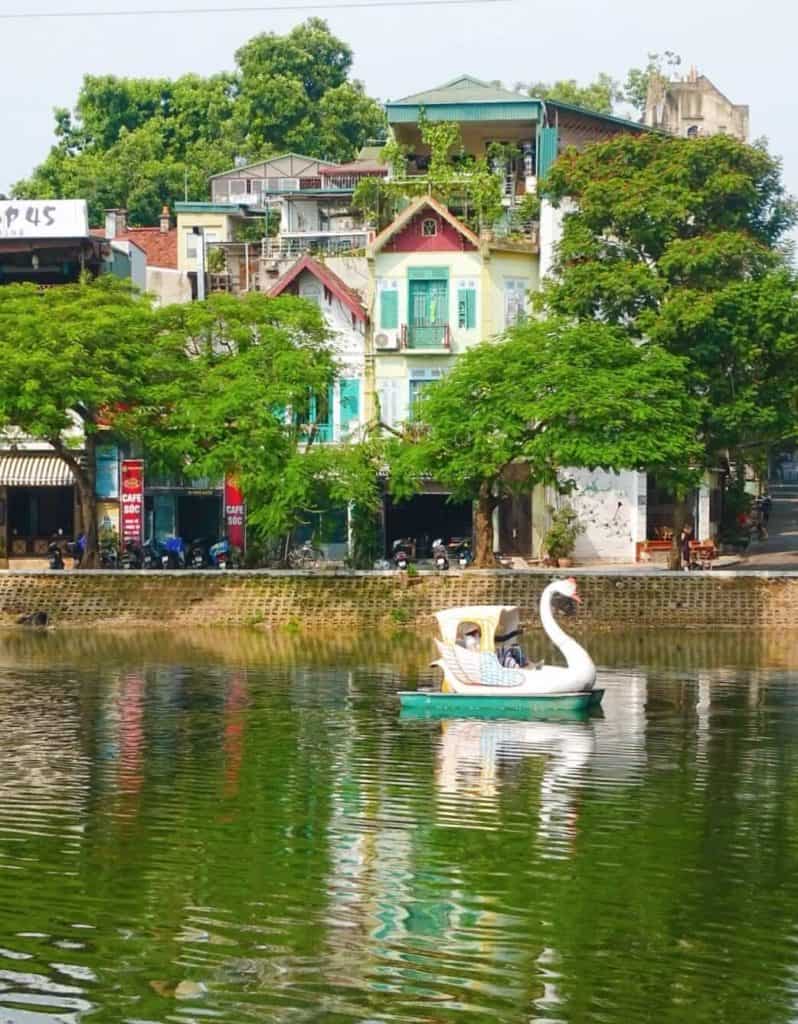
left=0, top=454, right=78, bottom=563
left=144, top=476, right=224, bottom=547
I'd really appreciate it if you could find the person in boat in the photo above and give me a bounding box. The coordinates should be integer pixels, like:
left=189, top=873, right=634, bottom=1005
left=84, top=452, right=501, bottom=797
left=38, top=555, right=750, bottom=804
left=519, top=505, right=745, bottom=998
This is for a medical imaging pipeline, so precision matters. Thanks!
left=495, top=626, right=526, bottom=668
left=461, top=625, right=481, bottom=650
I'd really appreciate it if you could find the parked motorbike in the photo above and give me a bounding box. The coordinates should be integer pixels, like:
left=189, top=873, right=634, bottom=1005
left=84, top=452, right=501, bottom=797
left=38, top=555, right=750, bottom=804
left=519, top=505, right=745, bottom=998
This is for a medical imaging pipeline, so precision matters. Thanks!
left=392, top=537, right=411, bottom=571
left=141, top=540, right=161, bottom=570
left=209, top=537, right=231, bottom=570
left=448, top=537, right=473, bottom=568
left=161, top=536, right=186, bottom=570
left=100, top=543, right=119, bottom=569
left=432, top=538, right=449, bottom=571
left=47, top=541, right=65, bottom=571
left=187, top=538, right=210, bottom=569
left=120, top=539, right=143, bottom=570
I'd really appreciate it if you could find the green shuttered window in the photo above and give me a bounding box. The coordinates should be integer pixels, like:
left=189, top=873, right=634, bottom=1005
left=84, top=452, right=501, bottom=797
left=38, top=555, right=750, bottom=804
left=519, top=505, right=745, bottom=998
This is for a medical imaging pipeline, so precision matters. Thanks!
left=339, top=379, right=360, bottom=431
left=457, top=284, right=477, bottom=329
left=380, top=289, right=398, bottom=330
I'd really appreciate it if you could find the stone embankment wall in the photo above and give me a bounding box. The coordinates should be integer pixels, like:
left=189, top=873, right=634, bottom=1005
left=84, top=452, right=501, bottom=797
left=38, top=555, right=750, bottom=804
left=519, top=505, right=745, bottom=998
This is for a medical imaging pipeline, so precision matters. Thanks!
left=0, top=570, right=796, bottom=630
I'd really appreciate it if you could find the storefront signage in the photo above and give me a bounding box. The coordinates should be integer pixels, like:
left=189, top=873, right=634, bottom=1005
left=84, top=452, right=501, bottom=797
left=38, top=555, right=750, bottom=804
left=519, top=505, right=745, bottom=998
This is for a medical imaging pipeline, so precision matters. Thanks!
left=121, top=460, right=144, bottom=544
left=0, top=199, right=89, bottom=240
left=224, top=477, right=245, bottom=550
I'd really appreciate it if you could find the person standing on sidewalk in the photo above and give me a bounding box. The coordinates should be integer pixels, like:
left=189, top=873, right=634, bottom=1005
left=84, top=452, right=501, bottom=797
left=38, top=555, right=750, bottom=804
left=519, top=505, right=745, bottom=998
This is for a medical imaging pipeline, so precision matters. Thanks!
left=679, top=524, right=693, bottom=571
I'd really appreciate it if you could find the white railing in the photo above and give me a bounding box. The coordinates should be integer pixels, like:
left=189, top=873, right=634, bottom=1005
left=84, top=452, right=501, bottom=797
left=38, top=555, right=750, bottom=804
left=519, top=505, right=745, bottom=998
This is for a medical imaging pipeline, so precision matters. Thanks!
left=261, top=231, right=371, bottom=260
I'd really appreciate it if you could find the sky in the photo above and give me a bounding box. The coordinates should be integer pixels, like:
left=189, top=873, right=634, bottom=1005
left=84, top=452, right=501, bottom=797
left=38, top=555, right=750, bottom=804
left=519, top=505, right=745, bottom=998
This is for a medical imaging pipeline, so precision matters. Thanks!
left=1, top=0, right=796, bottom=206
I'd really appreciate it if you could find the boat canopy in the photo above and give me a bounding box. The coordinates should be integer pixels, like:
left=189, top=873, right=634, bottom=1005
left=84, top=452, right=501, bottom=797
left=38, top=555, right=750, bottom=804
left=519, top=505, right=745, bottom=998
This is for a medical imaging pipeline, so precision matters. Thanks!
left=434, top=605, right=521, bottom=652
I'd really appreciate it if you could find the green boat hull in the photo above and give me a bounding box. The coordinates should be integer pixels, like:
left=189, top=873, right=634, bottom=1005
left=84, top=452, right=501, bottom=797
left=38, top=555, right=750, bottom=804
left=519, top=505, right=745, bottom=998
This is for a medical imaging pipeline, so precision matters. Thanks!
left=399, top=688, right=604, bottom=721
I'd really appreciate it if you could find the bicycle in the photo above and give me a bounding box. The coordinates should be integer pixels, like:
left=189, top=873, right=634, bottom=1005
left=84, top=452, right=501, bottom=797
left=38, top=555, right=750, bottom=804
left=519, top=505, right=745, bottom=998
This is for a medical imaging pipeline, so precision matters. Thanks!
left=287, top=540, right=326, bottom=570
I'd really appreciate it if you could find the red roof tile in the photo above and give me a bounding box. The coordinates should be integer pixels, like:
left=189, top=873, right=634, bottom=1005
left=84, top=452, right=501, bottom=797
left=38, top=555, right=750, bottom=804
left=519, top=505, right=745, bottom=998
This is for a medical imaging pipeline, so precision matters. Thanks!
left=92, top=226, right=178, bottom=269
left=268, top=254, right=367, bottom=321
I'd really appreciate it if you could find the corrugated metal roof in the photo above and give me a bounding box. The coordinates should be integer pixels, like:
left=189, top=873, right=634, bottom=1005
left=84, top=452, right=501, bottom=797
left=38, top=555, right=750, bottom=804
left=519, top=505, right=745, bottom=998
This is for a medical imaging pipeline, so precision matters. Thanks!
left=390, top=75, right=533, bottom=107
left=0, top=455, right=74, bottom=487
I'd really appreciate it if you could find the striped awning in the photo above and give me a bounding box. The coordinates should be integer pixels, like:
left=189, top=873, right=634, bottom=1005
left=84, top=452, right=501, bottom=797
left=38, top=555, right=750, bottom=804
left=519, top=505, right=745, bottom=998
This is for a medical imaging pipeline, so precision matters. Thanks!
left=0, top=455, right=75, bottom=487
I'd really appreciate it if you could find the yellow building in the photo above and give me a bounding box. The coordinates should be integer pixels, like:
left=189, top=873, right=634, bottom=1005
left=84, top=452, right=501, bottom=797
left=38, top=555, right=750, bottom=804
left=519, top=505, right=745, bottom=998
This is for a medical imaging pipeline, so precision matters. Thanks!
left=174, top=202, right=253, bottom=278
left=368, top=195, right=538, bottom=550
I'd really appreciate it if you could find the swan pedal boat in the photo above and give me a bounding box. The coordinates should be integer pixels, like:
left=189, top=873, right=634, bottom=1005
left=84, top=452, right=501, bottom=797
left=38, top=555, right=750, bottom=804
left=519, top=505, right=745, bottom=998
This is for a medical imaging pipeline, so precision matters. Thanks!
left=398, top=579, right=603, bottom=715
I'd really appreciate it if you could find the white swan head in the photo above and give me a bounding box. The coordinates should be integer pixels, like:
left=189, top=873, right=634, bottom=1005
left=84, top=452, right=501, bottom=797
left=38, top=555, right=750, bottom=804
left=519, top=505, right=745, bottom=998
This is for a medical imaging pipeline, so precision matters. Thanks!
left=550, top=577, right=581, bottom=604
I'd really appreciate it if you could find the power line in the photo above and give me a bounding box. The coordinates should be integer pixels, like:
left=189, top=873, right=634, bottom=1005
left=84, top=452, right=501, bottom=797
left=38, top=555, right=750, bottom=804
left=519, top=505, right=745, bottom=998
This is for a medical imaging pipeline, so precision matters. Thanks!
left=0, top=0, right=511, bottom=20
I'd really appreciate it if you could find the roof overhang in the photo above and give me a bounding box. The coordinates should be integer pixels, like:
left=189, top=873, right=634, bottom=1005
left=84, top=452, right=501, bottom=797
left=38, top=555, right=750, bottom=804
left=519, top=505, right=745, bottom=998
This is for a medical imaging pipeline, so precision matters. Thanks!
left=0, top=454, right=75, bottom=487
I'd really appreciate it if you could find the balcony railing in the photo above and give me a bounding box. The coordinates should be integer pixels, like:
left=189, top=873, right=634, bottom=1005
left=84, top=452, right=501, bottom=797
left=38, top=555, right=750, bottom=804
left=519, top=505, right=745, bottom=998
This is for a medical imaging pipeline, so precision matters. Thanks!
left=401, top=323, right=451, bottom=350
left=261, top=231, right=371, bottom=261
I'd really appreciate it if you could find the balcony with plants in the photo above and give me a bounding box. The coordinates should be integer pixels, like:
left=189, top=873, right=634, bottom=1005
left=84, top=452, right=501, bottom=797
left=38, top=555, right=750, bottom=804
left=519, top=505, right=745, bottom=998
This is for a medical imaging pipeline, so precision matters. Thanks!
left=352, top=117, right=540, bottom=250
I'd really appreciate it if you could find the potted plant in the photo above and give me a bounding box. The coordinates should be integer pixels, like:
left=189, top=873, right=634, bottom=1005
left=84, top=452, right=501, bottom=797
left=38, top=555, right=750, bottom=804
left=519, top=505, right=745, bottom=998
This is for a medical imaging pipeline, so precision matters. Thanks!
left=544, top=505, right=584, bottom=567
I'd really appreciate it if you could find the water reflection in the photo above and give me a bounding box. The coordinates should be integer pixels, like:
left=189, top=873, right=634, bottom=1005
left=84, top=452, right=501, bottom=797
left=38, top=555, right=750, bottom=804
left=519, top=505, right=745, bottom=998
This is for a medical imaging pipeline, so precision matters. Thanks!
left=0, top=630, right=795, bottom=1022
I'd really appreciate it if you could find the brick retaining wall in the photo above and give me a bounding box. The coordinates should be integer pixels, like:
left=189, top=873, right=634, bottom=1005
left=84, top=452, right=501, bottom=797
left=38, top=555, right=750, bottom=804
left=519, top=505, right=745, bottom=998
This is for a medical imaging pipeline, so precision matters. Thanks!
left=0, top=569, right=796, bottom=630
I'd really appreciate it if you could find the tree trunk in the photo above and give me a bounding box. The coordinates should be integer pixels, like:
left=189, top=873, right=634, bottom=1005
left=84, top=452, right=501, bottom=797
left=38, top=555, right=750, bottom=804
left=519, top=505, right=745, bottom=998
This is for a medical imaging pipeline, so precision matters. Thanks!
left=474, top=483, right=497, bottom=568
left=669, top=496, right=691, bottom=570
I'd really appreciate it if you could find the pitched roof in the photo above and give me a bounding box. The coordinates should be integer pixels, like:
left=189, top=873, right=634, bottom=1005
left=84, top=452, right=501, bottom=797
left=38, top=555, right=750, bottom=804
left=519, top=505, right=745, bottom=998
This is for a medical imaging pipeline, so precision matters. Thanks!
left=91, top=226, right=178, bottom=269
left=268, top=254, right=367, bottom=322
left=368, top=195, right=480, bottom=256
left=208, top=153, right=339, bottom=179
left=390, top=75, right=532, bottom=107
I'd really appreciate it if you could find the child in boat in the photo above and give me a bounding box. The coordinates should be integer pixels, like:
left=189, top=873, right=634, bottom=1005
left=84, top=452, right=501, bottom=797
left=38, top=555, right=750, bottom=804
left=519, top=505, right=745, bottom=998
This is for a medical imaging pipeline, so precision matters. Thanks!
left=462, top=626, right=481, bottom=650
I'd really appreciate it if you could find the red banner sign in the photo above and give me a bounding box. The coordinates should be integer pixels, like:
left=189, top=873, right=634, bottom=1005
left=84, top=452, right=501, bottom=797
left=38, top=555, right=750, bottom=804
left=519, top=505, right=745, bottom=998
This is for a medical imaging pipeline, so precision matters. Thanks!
left=121, top=459, right=144, bottom=545
left=224, top=477, right=245, bottom=551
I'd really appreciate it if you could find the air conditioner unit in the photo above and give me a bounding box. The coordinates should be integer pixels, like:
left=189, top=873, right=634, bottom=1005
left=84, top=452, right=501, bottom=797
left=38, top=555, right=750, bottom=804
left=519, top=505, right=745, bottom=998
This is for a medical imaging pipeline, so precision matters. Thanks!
left=375, top=332, right=398, bottom=351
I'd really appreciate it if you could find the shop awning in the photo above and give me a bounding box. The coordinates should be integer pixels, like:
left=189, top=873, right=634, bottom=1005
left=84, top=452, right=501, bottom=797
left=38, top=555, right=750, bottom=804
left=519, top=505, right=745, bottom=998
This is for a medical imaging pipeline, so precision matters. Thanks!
left=0, top=455, right=75, bottom=487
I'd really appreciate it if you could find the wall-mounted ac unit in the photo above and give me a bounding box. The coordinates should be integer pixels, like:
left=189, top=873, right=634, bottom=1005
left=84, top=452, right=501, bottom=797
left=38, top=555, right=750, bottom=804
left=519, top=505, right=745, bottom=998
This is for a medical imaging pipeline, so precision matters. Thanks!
left=375, top=332, right=399, bottom=351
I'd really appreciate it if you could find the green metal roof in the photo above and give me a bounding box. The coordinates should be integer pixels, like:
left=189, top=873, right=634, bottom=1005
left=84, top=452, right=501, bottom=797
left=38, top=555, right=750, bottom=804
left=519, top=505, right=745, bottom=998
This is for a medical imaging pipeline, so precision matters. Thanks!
left=175, top=202, right=252, bottom=214
left=390, top=75, right=533, bottom=107
left=542, top=99, right=649, bottom=133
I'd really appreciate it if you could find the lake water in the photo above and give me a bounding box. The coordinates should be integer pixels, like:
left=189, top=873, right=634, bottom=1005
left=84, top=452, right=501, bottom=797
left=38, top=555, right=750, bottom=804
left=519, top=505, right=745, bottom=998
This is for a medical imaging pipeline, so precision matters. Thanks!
left=0, top=627, right=797, bottom=1023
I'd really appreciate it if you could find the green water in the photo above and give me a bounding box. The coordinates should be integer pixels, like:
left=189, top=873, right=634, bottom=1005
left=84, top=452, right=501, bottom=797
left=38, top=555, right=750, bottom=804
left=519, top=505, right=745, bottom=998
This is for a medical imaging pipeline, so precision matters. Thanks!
left=0, top=628, right=797, bottom=1023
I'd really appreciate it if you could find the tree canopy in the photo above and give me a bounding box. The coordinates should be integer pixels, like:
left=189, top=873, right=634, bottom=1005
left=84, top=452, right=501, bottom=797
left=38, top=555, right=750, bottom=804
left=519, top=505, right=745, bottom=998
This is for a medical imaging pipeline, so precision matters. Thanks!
left=389, top=319, right=701, bottom=565
left=13, top=19, right=386, bottom=225
left=516, top=74, right=622, bottom=115
left=151, top=292, right=381, bottom=561
left=540, top=132, right=798, bottom=488
left=0, top=277, right=186, bottom=565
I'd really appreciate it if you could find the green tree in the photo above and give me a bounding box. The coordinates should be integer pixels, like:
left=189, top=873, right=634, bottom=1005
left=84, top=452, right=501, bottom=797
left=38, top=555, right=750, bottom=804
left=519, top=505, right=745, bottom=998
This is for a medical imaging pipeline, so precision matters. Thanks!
left=517, top=73, right=622, bottom=114
left=13, top=19, right=385, bottom=223
left=0, top=277, right=186, bottom=567
left=623, top=50, right=682, bottom=113
left=151, top=292, right=381, bottom=560
left=540, top=132, right=798, bottom=558
left=389, top=319, right=701, bottom=566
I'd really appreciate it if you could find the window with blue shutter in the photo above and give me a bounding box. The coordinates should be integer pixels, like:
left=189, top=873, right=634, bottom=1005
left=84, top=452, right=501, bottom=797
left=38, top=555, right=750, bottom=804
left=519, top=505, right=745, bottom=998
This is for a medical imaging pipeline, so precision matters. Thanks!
left=380, top=288, right=398, bottom=329
left=339, top=379, right=360, bottom=433
left=457, top=281, right=477, bottom=329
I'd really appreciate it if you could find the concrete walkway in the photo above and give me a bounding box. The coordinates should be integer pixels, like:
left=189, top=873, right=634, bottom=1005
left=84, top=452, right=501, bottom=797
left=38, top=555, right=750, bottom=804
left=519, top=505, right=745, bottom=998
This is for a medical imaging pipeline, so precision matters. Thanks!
left=740, top=484, right=798, bottom=571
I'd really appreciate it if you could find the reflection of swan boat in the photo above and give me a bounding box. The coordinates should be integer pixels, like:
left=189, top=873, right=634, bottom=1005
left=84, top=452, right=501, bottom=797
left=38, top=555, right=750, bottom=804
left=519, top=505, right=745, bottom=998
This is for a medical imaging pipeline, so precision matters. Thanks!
left=399, top=579, right=603, bottom=716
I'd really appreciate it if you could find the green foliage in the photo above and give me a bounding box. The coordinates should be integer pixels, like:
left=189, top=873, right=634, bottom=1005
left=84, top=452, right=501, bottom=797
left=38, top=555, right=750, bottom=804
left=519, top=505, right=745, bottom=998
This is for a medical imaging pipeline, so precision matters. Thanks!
left=389, top=318, right=701, bottom=561
left=0, top=277, right=187, bottom=563
left=13, top=19, right=386, bottom=224
left=623, top=51, right=682, bottom=113
left=540, top=133, right=798, bottom=471
left=543, top=506, right=584, bottom=560
left=354, top=119, right=504, bottom=234
left=153, top=293, right=383, bottom=549
left=517, top=73, right=622, bottom=114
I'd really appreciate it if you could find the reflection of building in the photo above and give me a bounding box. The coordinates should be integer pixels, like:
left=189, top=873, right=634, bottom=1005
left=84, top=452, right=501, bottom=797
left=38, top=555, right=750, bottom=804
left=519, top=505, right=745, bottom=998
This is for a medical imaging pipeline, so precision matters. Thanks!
left=643, top=66, right=748, bottom=141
